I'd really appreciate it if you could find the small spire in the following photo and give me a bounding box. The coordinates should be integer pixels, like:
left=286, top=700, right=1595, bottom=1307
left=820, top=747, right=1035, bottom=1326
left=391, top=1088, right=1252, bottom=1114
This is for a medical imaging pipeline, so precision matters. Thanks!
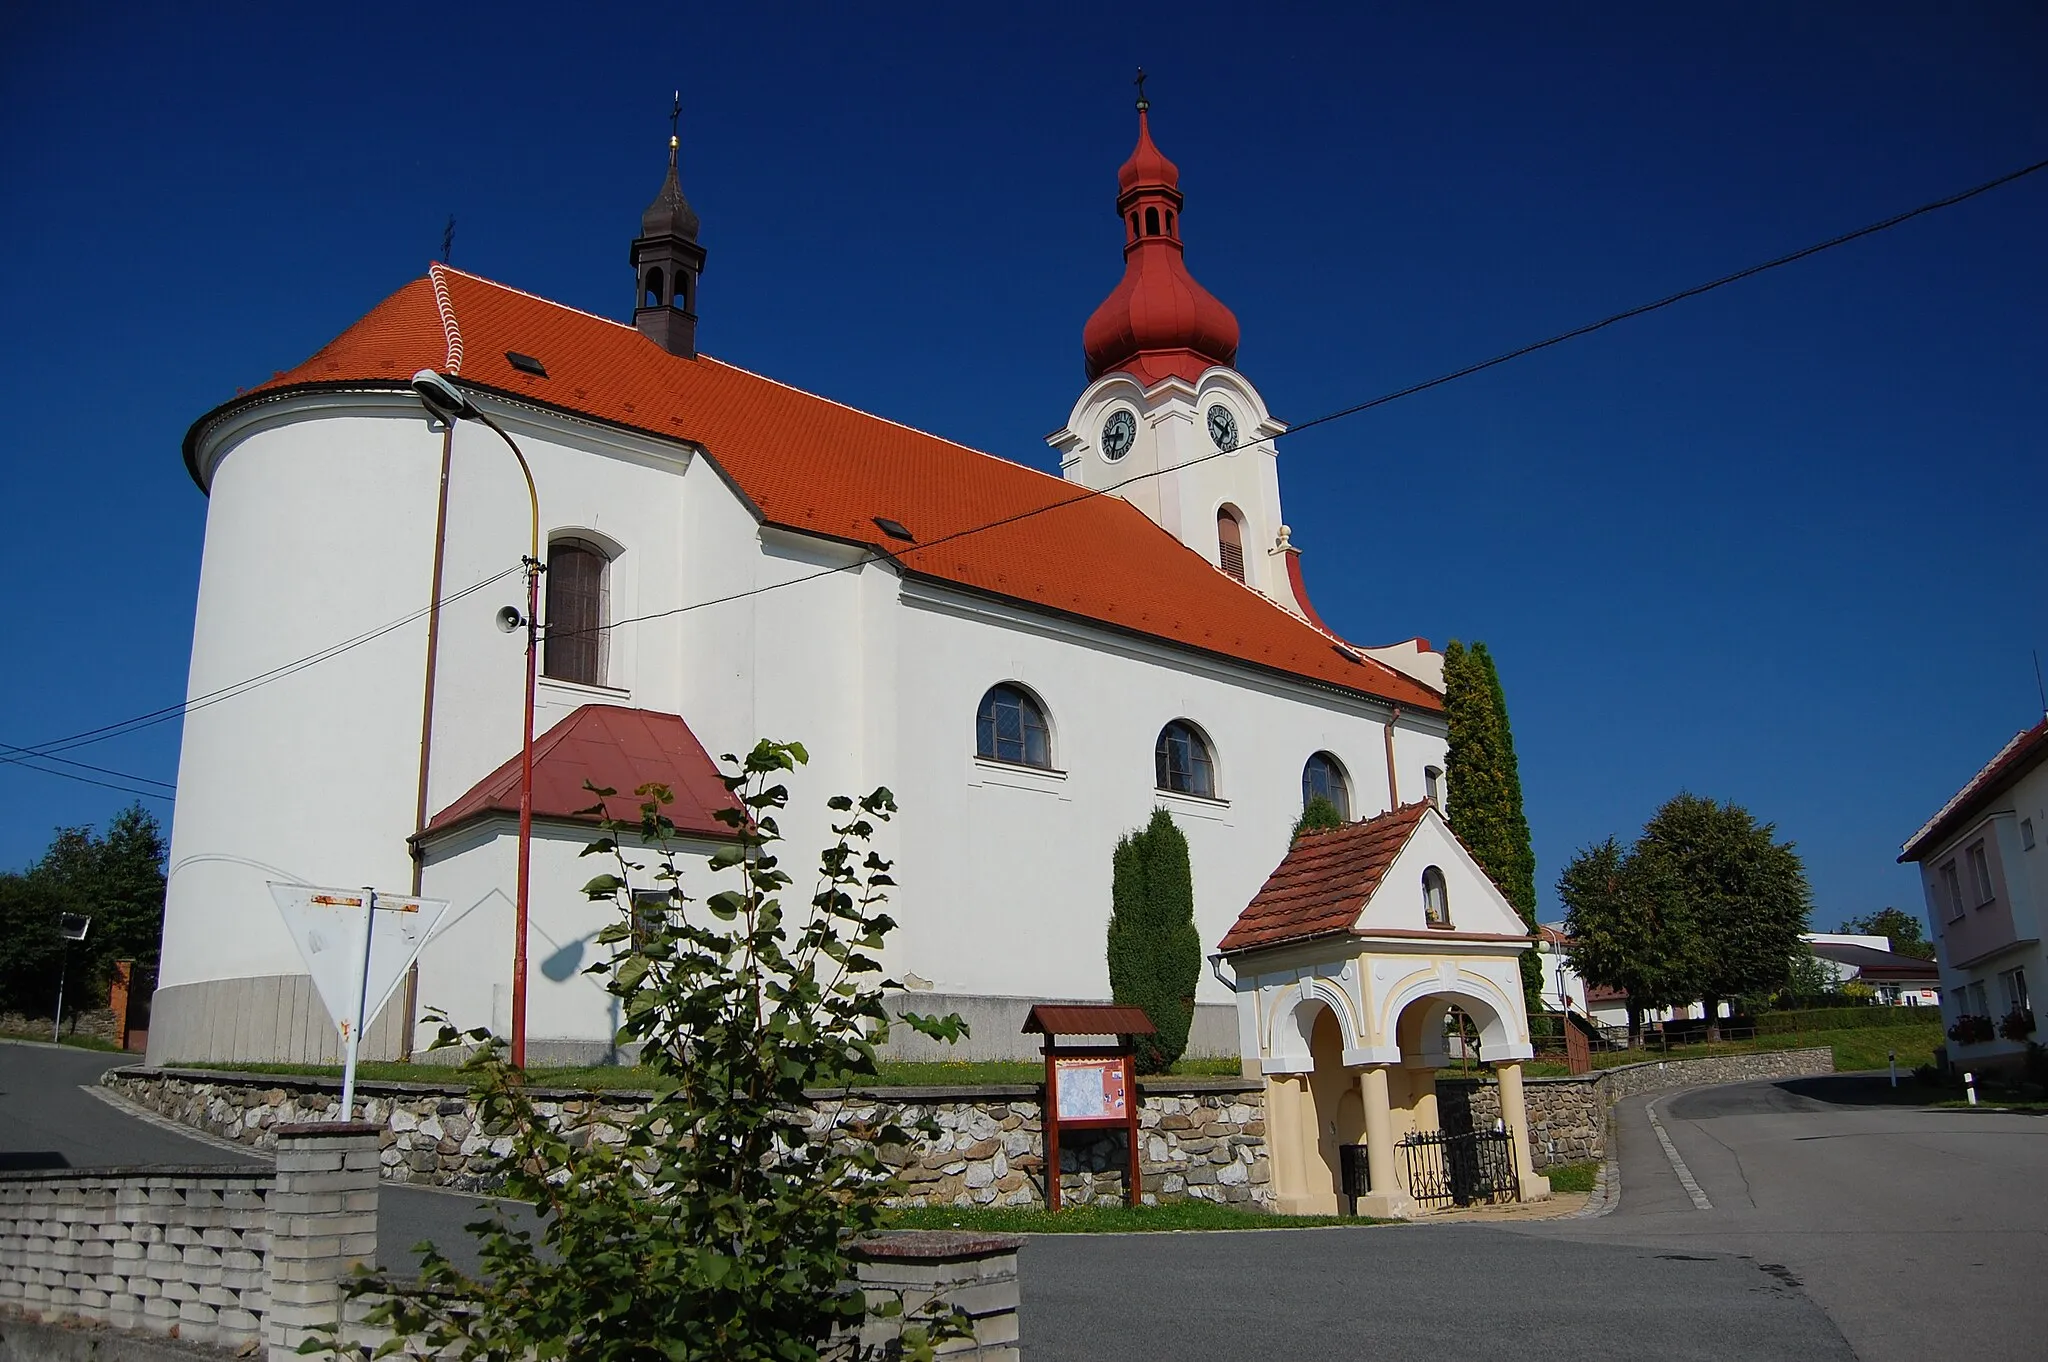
left=1133, top=66, right=1149, bottom=112
left=669, top=89, right=681, bottom=163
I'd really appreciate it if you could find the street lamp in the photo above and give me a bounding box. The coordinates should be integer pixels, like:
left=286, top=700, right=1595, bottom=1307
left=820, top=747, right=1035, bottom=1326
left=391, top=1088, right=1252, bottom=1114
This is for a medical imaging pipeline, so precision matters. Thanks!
left=54, top=913, right=90, bottom=1042
left=412, top=371, right=542, bottom=1069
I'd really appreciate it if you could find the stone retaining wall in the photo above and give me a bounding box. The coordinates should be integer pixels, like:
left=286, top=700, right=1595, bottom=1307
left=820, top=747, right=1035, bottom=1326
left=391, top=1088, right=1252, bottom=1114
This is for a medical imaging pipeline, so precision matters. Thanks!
left=105, top=1068, right=1273, bottom=1210
left=1439, top=1046, right=1835, bottom=1169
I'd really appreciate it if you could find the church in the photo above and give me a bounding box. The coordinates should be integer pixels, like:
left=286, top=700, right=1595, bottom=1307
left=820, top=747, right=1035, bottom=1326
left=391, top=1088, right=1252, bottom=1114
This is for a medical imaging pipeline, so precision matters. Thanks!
left=150, top=96, right=1510, bottom=1081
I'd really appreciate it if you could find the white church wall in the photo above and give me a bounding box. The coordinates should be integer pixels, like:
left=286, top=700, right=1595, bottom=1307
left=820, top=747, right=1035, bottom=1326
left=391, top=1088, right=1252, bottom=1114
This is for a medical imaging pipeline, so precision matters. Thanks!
left=885, top=581, right=1445, bottom=1007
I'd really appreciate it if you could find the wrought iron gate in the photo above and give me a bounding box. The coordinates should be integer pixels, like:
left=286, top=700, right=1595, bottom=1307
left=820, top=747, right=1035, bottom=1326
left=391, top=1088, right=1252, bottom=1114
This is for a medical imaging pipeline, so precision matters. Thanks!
left=1397, top=1127, right=1520, bottom=1210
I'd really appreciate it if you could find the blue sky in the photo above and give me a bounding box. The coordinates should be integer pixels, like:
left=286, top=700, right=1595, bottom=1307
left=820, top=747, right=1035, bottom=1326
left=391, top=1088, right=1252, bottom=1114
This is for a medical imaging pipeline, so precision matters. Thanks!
left=2, top=4, right=2043, bottom=934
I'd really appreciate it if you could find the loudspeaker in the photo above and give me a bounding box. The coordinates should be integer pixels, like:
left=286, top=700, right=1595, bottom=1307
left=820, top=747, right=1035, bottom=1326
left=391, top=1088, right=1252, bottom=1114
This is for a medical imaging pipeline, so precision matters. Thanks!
left=495, top=605, right=526, bottom=634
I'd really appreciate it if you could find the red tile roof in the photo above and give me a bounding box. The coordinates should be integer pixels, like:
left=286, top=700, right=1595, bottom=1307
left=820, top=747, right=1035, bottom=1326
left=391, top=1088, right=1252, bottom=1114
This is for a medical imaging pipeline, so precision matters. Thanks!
left=421, top=704, right=739, bottom=842
left=188, top=265, right=1441, bottom=714
left=1218, top=802, right=1434, bottom=953
left=1899, top=717, right=2048, bottom=862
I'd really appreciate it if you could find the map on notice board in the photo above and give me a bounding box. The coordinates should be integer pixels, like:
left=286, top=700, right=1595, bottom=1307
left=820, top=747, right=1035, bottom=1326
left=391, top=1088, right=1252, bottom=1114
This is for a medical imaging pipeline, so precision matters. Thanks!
left=1054, top=1056, right=1128, bottom=1122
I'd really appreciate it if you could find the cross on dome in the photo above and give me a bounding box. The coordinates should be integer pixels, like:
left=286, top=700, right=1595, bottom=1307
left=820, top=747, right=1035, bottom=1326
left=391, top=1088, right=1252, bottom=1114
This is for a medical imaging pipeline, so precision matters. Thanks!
left=1081, top=81, right=1241, bottom=386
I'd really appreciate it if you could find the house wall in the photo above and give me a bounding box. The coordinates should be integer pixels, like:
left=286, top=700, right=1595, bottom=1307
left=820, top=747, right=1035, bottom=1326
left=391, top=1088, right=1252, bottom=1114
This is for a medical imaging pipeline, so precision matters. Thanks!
left=1920, top=759, right=2048, bottom=1070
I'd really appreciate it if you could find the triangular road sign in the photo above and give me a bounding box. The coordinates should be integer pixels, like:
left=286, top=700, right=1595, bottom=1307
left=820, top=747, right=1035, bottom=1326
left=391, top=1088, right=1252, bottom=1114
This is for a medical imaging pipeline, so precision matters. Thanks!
left=269, top=884, right=449, bottom=1042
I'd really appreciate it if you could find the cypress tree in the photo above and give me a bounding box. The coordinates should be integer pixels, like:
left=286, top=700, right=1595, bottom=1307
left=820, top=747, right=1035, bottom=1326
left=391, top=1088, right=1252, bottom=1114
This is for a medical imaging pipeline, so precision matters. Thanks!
left=1443, top=641, right=1545, bottom=1007
left=1292, top=794, right=1346, bottom=842
left=1107, top=808, right=1202, bottom=1073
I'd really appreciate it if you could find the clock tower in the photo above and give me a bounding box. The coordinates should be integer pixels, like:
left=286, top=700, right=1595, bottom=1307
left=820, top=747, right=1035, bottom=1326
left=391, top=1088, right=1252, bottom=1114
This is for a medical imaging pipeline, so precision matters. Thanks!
left=1050, top=85, right=1309, bottom=620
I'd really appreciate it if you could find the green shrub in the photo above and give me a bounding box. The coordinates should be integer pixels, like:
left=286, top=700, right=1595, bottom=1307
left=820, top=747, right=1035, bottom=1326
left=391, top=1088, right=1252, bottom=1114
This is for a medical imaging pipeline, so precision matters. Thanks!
left=1755, top=1006, right=1932, bottom=1034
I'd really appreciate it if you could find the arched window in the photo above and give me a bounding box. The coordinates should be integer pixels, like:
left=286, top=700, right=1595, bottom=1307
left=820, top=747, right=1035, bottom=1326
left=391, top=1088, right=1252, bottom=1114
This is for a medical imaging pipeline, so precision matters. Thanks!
left=1422, top=866, right=1451, bottom=927
left=1155, top=720, right=1216, bottom=798
left=1145, top=206, right=1161, bottom=236
left=976, top=684, right=1051, bottom=769
left=1216, top=507, right=1246, bottom=582
left=544, top=538, right=610, bottom=686
left=1301, top=752, right=1350, bottom=821
left=1166, top=210, right=1176, bottom=237
left=644, top=268, right=664, bottom=309
left=1130, top=211, right=1140, bottom=238
left=1424, top=766, right=1443, bottom=811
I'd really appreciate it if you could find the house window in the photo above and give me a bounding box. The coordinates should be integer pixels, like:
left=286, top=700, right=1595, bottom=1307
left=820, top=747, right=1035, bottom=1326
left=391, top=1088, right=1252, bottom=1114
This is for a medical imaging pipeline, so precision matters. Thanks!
left=1939, top=861, right=1964, bottom=921
left=2001, top=967, right=2030, bottom=1015
left=1155, top=720, right=1216, bottom=798
left=1970, top=981, right=1991, bottom=1017
left=2023, top=818, right=2036, bottom=850
left=544, top=538, right=610, bottom=687
left=1301, top=752, right=1349, bottom=821
left=976, top=684, right=1052, bottom=769
left=1422, top=866, right=1451, bottom=927
left=1424, top=766, right=1443, bottom=812
left=629, top=890, right=674, bottom=953
left=1217, top=508, right=1246, bottom=583
left=1968, top=841, right=1994, bottom=905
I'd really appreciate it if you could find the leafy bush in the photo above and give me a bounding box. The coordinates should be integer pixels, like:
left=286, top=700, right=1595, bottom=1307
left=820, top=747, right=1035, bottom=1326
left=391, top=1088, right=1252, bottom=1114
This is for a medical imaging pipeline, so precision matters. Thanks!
left=330, top=740, right=968, bottom=1361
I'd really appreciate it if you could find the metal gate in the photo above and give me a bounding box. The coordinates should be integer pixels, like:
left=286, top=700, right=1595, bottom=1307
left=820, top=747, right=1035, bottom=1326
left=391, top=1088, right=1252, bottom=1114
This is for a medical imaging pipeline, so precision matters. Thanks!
left=1397, top=1127, right=1520, bottom=1210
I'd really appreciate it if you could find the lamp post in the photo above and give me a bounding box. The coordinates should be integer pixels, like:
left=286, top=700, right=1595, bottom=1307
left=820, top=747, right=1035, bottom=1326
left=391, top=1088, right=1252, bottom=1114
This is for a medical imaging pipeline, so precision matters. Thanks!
left=412, top=371, right=541, bottom=1069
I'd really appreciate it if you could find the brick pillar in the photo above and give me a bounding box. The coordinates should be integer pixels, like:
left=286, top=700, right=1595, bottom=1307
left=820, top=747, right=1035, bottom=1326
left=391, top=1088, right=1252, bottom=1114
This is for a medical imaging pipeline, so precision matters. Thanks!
left=847, top=1231, right=1023, bottom=1359
left=264, top=1122, right=380, bottom=1361
left=108, top=961, right=133, bottom=1051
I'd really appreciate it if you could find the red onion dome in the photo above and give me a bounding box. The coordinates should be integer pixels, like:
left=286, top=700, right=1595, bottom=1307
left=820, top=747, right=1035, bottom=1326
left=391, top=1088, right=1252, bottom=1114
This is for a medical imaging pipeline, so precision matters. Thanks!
left=1082, top=108, right=1240, bottom=387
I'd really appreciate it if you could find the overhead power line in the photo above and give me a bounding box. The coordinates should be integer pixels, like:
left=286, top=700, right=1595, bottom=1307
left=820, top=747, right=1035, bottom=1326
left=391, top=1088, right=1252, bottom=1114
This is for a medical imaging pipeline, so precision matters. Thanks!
left=0, top=564, right=526, bottom=793
left=554, top=152, right=2048, bottom=644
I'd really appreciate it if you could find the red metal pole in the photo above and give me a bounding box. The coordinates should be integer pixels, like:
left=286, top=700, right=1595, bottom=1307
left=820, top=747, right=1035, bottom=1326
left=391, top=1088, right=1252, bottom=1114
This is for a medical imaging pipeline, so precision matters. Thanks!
left=512, top=559, right=539, bottom=1070
left=1044, top=1041, right=1061, bottom=1213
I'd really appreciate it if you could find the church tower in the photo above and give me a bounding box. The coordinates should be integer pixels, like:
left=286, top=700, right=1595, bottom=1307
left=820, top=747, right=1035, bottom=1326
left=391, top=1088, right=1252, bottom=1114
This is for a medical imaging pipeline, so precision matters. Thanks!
left=631, top=101, right=707, bottom=359
left=1050, top=81, right=1308, bottom=619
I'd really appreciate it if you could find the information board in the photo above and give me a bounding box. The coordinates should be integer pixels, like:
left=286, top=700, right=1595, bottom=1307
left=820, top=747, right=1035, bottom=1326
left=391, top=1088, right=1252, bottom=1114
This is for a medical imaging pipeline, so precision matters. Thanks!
left=1054, top=1055, right=1130, bottom=1124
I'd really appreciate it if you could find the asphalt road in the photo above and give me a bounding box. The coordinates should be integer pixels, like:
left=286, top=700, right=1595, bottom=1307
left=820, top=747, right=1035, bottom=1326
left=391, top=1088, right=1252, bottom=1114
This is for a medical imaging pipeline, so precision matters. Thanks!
left=7, top=1040, right=2039, bottom=1359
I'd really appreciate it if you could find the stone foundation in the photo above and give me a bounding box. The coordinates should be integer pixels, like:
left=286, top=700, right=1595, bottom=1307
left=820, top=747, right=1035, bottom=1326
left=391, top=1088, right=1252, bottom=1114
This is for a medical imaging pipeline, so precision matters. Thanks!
left=105, top=1068, right=1273, bottom=1210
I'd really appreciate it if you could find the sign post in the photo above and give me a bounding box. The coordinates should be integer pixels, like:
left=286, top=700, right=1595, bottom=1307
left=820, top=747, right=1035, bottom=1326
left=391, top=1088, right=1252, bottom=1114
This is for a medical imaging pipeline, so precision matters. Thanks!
left=53, top=914, right=91, bottom=1042
left=1023, top=1004, right=1157, bottom=1212
left=270, top=883, right=449, bottom=1119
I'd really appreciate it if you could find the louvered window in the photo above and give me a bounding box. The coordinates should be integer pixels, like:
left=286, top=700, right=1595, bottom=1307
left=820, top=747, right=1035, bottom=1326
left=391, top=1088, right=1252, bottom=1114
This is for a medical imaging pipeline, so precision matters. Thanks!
left=1217, top=510, right=1246, bottom=583
left=1155, top=720, right=1216, bottom=798
left=976, top=684, right=1052, bottom=769
left=544, top=539, right=608, bottom=687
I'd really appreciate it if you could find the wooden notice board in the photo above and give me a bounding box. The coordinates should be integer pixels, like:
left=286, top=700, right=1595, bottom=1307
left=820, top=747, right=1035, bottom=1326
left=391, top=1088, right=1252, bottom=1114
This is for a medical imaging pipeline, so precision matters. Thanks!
left=1024, top=1004, right=1155, bottom=1212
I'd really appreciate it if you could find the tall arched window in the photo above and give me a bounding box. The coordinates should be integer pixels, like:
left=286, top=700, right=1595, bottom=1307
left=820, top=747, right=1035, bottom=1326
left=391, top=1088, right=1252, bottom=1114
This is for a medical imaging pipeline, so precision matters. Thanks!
left=976, top=684, right=1051, bottom=769
left=1422, top=866, right=1451, bottom=927
left=1424, top=766, right=1443, bottom=812
left=1217, top=508, right=1246, bottom=582
left=1155, top=720, right=1216, bottom=798
left=643, top=268, right=664, bottom=309
left=1301, top=752, right=1350, bottom=821
left=544, top=538, right=610, bottom=686
left=1145, top=206, right=1161, bottom=236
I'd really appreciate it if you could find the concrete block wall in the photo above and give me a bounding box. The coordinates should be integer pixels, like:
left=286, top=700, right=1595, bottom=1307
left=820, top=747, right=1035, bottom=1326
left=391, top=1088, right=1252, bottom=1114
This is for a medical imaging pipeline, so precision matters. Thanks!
left=0, top=1125, right=381, bottom=1360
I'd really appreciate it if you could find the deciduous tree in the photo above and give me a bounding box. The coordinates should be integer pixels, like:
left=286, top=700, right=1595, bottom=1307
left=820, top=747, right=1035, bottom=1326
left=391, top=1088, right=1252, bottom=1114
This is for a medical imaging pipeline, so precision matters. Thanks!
left=1838, top=907, right=1936, bottom=961
left=1637, top=793, right=1812, bottom=1039
left=1557, top=837, right=1701, bottom=1046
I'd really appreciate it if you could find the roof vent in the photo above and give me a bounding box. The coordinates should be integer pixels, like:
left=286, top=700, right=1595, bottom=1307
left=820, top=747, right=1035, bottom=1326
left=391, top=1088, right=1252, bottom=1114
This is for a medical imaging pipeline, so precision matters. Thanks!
left=506, top=351, right=548, bottom=377
left=873, top=516, right=916, bottom=542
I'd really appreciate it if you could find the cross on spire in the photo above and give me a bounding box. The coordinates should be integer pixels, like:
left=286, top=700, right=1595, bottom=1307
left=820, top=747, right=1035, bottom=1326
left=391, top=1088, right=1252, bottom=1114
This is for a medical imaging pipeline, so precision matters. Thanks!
left=1133, top=66, right=1149, bottom=111
left=669, top=90, right=681, bottom=157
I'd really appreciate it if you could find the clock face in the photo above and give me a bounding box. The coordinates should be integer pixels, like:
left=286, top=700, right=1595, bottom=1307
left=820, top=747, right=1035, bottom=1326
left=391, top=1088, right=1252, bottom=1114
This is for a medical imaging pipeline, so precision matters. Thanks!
left=1206, top=404, right=1239, bottom=452
left=1101, top=409, right=1136, bottom=461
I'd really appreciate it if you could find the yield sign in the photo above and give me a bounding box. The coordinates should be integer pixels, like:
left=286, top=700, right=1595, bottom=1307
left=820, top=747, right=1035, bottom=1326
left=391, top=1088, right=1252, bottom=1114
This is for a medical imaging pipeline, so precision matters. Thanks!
left=269, top=884, right=449, bottom=1045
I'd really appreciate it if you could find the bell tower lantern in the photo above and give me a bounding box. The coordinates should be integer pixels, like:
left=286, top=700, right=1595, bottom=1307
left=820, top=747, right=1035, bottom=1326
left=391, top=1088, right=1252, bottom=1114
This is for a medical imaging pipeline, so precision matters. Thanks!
left=631, top=95, right=707, bottom=359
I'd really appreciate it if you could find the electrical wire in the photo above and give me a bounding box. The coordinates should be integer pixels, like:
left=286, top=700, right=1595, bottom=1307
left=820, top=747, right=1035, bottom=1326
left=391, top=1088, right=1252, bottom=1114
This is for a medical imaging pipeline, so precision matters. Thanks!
left=0, top=564, right=526, bottom=790
left=553, top=152, right=2048, bottom=645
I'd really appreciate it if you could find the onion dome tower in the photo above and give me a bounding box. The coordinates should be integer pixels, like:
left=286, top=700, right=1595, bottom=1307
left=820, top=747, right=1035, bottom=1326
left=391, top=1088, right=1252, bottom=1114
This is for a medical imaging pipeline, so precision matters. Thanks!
left=631, top=97, right=707, bottom=359
left=1080, top=82, right=1240, bottom=386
